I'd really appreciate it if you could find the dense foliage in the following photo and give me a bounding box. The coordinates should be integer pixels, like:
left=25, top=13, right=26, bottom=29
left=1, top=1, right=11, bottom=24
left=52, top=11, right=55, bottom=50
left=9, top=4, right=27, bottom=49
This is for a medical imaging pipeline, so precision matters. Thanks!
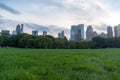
left=0, top=33, right=120, bottom=49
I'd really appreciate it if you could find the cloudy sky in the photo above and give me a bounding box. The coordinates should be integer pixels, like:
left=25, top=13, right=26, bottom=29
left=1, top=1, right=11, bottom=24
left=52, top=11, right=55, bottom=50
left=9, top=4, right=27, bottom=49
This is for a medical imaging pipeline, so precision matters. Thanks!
left=0, top=0, right=120, bottom=36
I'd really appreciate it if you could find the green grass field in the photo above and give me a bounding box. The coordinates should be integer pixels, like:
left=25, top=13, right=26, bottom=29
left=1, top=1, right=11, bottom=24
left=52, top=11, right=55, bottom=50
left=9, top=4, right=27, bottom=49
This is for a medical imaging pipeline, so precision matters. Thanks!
left=0, top=48, right=120, bottom=80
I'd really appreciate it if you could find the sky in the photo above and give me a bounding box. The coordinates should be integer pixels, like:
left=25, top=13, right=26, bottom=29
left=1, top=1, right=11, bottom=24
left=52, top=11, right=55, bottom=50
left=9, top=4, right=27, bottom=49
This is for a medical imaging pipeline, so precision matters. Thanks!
left=0, top=0, right=120, bottom=36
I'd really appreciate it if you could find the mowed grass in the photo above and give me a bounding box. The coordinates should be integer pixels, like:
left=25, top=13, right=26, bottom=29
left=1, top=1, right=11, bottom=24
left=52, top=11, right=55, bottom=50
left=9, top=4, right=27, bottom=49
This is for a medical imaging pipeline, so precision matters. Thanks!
left=0, top=48, right=120, bottom=80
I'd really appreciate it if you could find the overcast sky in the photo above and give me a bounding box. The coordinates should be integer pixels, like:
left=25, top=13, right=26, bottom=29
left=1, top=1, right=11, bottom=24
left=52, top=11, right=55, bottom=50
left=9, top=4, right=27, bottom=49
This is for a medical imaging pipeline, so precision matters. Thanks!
left=0, top=0, right=120, bottom=34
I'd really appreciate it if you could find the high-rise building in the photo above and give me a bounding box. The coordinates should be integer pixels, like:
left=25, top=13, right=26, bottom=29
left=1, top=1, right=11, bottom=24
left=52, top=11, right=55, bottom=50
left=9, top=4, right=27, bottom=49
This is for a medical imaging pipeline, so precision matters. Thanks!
left=20, top=24, right=24, bottom=33
left=107, top=26, right=113, bottom=38
left=114, top=25, right=120, bottom=37
left=71, top=25, right=76, bottom=41
left=58, top=33, right=61, bottom=38
left=86, top=25, right=93, bottom=41
left=32, top=30, right=38, bottom=36
left=1, top=30, right=10, bottom=35
left=117, top=24, right=120, bottom=37
left=98, top=32, right=107, bottom=38
left=71, top=24, right=84, bottom=41
left=43, top=31, right=47, bottom=36
left=16, top=24, right=21, bottom=34
left=58, top=30, right=65, bottom=39
left=93, top=31, right=98, bottom=37
left=78, top=24, right=84, bottom=40
left=16, top=24, right=24, bottom=34
left=114, top=26, right=118, bottom=37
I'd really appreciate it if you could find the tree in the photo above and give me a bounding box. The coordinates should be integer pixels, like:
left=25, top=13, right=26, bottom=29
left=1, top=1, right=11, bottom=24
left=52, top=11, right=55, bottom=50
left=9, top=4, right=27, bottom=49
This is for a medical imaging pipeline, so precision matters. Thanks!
left=92, top=36, right=107, bottom=48
left=0, top=33, right=10, bottom=47
left=18, top=34, right=33, bottom=48
left=54, top=38, right=66, bottom=49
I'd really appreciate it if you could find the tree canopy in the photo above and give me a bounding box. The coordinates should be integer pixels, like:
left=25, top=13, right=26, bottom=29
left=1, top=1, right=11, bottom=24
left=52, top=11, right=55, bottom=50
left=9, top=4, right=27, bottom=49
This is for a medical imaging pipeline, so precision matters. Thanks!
left=0, top=33, right=120, bottom=49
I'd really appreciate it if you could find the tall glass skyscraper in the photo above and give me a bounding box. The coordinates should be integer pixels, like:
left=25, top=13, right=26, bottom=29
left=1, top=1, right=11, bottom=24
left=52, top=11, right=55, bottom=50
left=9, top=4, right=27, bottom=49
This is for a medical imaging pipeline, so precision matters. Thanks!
left=16, top=24, right=24, bottom=34
left=78, top=24, right=84, bottom=40
left=70, top=24, right=84, bottom=41
left=16, top=24, right=21, bottom=34
left=71, top=25, right=76, bottom=41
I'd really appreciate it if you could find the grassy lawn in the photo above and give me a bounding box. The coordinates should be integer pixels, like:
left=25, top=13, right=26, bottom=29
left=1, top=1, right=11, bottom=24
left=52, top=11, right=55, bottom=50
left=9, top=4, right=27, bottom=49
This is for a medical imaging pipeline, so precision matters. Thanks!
left=0, top=48, right=120, bottom=80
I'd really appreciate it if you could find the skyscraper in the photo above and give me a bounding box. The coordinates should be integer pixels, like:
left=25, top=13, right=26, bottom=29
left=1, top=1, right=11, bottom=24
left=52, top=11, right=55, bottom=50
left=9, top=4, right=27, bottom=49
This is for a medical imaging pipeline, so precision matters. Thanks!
left=107, top=26, right=113, bottom=38
left=114, top=25, right=120, bottom=37
left=71, top=25, right=76, bottom=41
left=70, top=24, right=84, bottom=41
left=117, top=24, right=120, bottom=37
left=78, top=24, right=84, bottom=40
left=114, top=26, right=118, bottom=37
left=32, top=30, right=38, bottom=36
left=58, top=30, right=65, bottom=39
left=16, top=24, right=21, bottom=34
left=43, top=31, right=47, bottom=36
left=16, top=24, right=24, bottom=34
left=86, top=25, right=93, bottom=41
left=20, top=24, right=24, bottom=33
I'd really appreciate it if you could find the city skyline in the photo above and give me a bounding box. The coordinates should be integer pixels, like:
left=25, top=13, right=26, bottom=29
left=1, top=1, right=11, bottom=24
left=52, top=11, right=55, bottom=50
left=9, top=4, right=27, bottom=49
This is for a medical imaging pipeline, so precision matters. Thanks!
left=0, top=23, right=120, bottom=41
left=0, top=0, right=120, bottom=38
left=1, top=0, right=120, bottom=38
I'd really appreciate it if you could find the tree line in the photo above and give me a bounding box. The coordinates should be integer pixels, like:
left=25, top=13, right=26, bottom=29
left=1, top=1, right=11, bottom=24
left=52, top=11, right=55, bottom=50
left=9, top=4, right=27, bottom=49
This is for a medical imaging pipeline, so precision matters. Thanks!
left=0, top=33, right=120, bottom=49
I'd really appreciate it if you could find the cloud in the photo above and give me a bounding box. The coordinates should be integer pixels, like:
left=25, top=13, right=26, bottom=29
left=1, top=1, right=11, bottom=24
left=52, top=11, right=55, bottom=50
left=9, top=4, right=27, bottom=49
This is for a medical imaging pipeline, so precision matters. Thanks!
left=58, top=0, right=109, bottom=23
left=0, top=15, right=3, bottom=18
left=0, top=0, right=110, bottom=27
left=93, top=24, right=107, bottom=33
left=0, top=3, right=21, bottom=15
left=0, top=0, right=120, bottom=37
left=25, top=23, right=69, bottom=37
left=0, top=18, right=70, bottom=38
left=26, top=0, right=111, bottom=26
left=25, top=23, right=48, bottom=32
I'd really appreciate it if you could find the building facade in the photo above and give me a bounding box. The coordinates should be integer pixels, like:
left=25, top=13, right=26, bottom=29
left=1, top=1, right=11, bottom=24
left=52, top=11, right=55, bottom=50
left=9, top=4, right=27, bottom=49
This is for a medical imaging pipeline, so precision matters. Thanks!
left=32, top=30, right=38, bottom=36
left=16, top=24, right=24, bottom=34
left=43, top=31, right=47, bottom=36
left=1, top=30, right=10, bottom=35
left=93, top=31, right=98, bottom=37
left=20, top=24, right=24, bottom=33
left=78, top=24, right=84, bottom=40
left=71, top=24, right=84, bottom=41
left=114, top=25, right=120, bottom=37
left=99, top=32, right=107, bottom=38
left=58, top=30, right=65, bottom=39
left=86, top=25, right=93, bottom=41
left=16, top=24, right=21, bottom=34
left=107, top=26, right=113, bottom=38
